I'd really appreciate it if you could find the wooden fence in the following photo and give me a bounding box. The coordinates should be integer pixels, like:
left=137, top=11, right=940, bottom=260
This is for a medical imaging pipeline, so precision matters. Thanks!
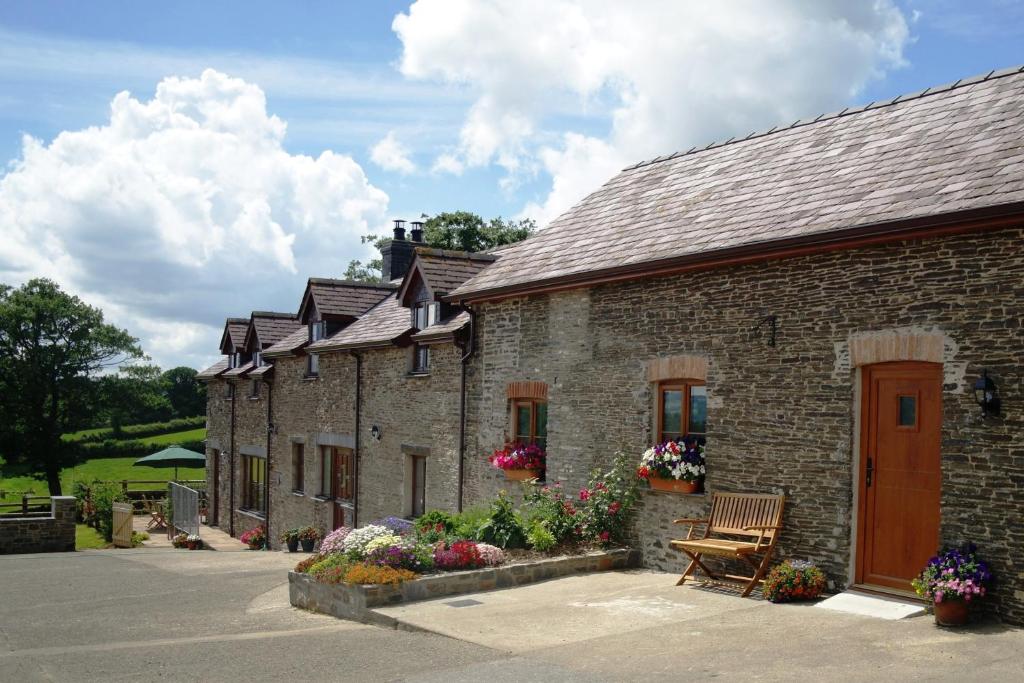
left=0, top=495, right=52, bottom=517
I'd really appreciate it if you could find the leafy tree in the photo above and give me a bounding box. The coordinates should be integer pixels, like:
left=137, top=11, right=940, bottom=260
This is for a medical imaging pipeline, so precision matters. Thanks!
left=161, top=366, right=206, bottom=418
left=98, top=365, right=174, bottom=430
left=0, top=279, right=143, bottom=495
left=343, top=212, right=535, bottom=282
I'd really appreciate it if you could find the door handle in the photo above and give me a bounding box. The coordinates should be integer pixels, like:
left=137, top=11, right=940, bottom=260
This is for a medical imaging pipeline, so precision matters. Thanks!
left=866, top=457, right=874, bottom=488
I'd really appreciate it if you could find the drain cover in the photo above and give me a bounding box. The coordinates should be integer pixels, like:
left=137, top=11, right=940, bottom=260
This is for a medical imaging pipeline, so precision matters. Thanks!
left=444, top=598, right=483, bottom=608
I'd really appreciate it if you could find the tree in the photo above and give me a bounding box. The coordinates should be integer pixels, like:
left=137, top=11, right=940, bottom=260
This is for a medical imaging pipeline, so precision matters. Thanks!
left=161, top=366, right=206, bottom=418
left=343, top=212, right=536, bottom=282
left=98, top=364, right=173, bottom=430
left=0, top=279, right=143, bottom=495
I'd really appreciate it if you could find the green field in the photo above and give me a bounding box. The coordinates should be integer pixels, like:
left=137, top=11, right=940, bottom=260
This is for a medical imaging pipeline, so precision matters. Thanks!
left=0, top=427, right=206, bottom=503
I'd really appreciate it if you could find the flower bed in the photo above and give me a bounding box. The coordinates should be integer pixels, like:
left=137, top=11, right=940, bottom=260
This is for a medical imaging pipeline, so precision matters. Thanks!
left=289, top=548, right=640, bottom=624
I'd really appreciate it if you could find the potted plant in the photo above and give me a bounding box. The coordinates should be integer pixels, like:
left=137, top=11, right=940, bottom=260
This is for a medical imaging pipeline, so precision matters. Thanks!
left=298, top=526, right=320, bottom=552
left=636, top=439, right=705, bottom=493
left=912, top=543, right=992, bottom=627
left=279, top=528, right=300, bottom=553
left=185, top=534, right=203, bottom=550
left=763, top=560, right=827, bottom=602
left=488, top=443, right=545, bottom=481
left=172, top=532, right=188, bottom=549
left=240, top=525, right=267, bottom=550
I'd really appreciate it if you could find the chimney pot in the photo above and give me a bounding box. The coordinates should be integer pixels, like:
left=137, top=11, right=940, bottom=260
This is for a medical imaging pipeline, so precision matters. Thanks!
left=410, top=221, right=424, bottom=243
left=392, top=219, right=407, bottom=241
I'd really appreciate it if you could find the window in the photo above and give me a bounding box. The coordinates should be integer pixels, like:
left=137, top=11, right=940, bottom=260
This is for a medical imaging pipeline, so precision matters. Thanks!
left=253, top=351, right=263, bottom=367
left=412, top=344, right=430, bottom=373
left=658, top=381, right=707, bottom=443
left=512, top=400, right=548, bottom=449
left=308, top=321, right=324, bottom=376
left=320, top=446, right=355, bottom=501
left=241, top=454, right=266, bottom=514
left=291, top=443, right=304, bottom=493
left=225, top=382, right=234, bottom=399
left=409, top=455, right=426, bottom=517
left=249, top=379, right=260, bottom=398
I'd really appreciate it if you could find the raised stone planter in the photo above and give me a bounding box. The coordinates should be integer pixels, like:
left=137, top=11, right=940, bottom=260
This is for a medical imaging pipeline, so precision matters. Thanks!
left=290, top=547, right=640, bottom=623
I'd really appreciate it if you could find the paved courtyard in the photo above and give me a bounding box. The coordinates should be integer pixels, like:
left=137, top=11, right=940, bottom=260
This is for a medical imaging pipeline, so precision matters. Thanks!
left=1, top=548, right=1021, bottom=682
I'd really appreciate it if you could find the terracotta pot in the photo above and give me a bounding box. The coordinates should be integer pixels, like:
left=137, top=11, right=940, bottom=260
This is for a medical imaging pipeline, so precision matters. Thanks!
left=503, top=468, right=543, bottom=482
left=934, top=598, right=969, bottom=627
left=648, top=476, right=700, bottom=494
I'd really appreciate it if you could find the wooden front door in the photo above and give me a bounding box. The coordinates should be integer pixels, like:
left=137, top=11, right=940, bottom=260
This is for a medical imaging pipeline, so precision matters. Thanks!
left=857, top=362, right=942, bottom=591
left=330, top=447, right=354, bottom=530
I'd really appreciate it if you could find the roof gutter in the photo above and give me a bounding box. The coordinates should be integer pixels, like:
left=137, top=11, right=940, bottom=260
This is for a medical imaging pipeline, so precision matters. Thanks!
left=445, top=202, right=1024, bottom=304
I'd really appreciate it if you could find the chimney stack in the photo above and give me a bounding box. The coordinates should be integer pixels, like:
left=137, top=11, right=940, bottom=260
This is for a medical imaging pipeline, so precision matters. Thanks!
left=381, top=218, right=415, bottom=282
left=410, top=221, right=424, bottom=243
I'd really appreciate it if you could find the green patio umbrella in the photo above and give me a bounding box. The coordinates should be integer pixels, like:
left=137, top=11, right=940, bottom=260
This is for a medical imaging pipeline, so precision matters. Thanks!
left=133, top=445, right=206, bottom=480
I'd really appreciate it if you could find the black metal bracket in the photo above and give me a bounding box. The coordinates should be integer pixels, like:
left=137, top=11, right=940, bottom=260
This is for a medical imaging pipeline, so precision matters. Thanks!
left=753, top=315, right=777, bottom=347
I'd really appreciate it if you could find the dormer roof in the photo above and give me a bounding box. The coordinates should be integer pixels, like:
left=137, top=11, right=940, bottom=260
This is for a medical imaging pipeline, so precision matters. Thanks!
left=219, top=317, right=250, bottom=355
left=296, top=278, right=397, bottom=324
left=397, top=248, right=496, bottom=306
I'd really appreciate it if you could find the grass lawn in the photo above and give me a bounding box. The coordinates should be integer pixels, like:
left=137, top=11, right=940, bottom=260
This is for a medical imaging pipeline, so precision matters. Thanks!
left=76, top=524, right=107, bottom=550
left=1, top=426, right=207, bottom=503
left=142, top=427, right=206, bottom=445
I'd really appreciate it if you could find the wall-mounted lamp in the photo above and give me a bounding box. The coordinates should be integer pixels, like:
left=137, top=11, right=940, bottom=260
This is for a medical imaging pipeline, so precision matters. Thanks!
left=973, top=370, right=1000, bottom=417
left=371, top=425, right=382, bottom=441
left=752, top=315, right=777, bottom=347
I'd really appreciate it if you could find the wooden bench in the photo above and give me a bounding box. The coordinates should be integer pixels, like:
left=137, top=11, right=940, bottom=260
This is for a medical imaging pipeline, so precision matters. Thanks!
left=670, top=492, right=785, bottom=597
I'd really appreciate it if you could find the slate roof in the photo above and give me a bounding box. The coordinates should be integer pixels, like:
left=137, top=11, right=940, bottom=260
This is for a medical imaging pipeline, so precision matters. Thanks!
left=451, top=66, right=1024, bottom=301
left=309, top=295, right=410, bottom=351
left=221, top=317, right=250, bottom=352
left=410, top=311, right=470, bottom=344
left=299, top=279, right=396, bottom=322
left=262, top=326, right=309, bottom=358
left=196, top=358, right=229, bottom=380
left=223, top=360, right=256, bottom=378
left=250, top=312, right=301, bottom=348
left=249, top=363, right=274, bottom=378
left=412, top=249, right=497, bottom=297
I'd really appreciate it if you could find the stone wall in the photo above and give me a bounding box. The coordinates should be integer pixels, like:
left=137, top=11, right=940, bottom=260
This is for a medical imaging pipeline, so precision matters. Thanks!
left=204, top=378, right=232, bottom=532
left=230, top=375, right=271, bottom=539
left=0, top=497, right=76, bottom=554
left=266, top=352, right=358, bottom=545
left=357, top=344, right=463, bottom=522
left=463, top=226, right=1024, bottom=624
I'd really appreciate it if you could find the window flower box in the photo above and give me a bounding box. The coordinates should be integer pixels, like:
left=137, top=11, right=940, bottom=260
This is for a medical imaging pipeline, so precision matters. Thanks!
left=637, top=439, right=705, bottom=493
left=488, top=443, right=545, bottom=481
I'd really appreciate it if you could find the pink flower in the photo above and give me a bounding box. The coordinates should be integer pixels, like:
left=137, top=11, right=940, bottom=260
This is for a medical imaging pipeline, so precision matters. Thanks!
left=609, top=501, right=621, bottom=514
left=599, top=531, right=610, bottom=542
left=579, top=488, right=591, bottom=501
left=935, top=591, right=944, bottom=603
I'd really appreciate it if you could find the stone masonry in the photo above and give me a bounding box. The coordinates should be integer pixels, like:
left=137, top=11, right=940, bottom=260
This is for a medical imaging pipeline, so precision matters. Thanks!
left=0, top=497, right=76, bottom=554
left=462, top=226, right=1024, bottom=624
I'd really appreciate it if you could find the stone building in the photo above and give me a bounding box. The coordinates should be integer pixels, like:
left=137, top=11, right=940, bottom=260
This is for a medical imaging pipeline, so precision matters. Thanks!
left=200, top=67, right=1024, bottom=623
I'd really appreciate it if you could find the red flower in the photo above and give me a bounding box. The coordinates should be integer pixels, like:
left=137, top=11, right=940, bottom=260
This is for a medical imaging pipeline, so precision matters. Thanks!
left=594, top=482, right=608, bottom=492
left=562, top=501, right=577, bottom=516
left=579, top=488, right=591, bottom=501
left=608, top=501, right=621, bottom=515
left=637, top=466, right=650, bottom=479
left=599, top=531, right=610, bottom=542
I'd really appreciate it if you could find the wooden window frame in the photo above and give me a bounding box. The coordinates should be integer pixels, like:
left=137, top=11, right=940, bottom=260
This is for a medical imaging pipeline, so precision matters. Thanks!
left=412, top=344, right=430, bottom=374
left=291, top=443, right=304, bottom=494
left=409, top=454, right=426, bottom=518
left=657, top=379, right=707, bottom=444
left=511, top=399, right=548, bottom=449
left=241, top=454, right=266, bottom=515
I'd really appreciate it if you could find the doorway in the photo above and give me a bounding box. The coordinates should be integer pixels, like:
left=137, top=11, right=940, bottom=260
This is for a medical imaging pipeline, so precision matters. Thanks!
left=856, top=362, right=942, bottom=591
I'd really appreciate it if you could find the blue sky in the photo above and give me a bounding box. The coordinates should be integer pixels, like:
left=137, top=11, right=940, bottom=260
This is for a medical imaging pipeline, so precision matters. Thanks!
left=0, top=1, right=1022, bottom=369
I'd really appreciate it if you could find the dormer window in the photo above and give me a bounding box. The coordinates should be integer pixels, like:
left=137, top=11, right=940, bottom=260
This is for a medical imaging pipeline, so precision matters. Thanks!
left=410, top=302, right=440, bottom=374
left=308, top=321, right=325, bottom=376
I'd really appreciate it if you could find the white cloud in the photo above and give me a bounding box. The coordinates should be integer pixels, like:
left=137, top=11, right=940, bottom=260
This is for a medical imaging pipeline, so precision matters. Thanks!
left=394, top=0, right=911, bottom=224
left=431, top=152, right=464, bottom=175
left=0, top=69, right=390, bottom=369
left=370, top=131, right=417, bottom=174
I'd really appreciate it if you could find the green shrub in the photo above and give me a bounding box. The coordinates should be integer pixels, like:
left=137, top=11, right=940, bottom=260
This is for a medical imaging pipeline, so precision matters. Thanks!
left=522, top=482, right=581, bottom=545
left=526, top=521, right=557, bottom=551
left=66, top=416, right=206, bottom=444
left=88, top=481, right=129, bottom=541
left=77, top=438, right=205, bottom=460
left=450, top=506, right=490, bottom=541
left=308, top=553, right=351, bottom=579
left=415, top=509, right=455, bottom=542
left=477, top=491, right=528, bottom=549
left=578, top=453, right=641, bottom=545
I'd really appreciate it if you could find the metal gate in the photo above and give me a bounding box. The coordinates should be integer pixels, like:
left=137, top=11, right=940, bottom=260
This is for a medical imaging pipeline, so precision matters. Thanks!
left=169, top=482, right=200, bottom=537
left=112, top=502, right=134, bottom=548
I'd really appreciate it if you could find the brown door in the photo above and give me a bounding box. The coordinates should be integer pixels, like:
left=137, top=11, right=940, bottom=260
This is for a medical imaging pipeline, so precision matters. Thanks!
left=211, top=450, right=220, bottom=526
left=330, top=447, right=354, bottom=530
left=857, top=362, right=942, bottom=591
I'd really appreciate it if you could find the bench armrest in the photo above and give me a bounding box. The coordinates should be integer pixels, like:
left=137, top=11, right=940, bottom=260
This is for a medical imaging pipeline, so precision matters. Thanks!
left=673, top=518, right=708, bottom=541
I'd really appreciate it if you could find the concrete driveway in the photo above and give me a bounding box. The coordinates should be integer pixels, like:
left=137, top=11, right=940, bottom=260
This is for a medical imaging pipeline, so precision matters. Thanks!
left=1, top=549, right=1021, bottom=682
